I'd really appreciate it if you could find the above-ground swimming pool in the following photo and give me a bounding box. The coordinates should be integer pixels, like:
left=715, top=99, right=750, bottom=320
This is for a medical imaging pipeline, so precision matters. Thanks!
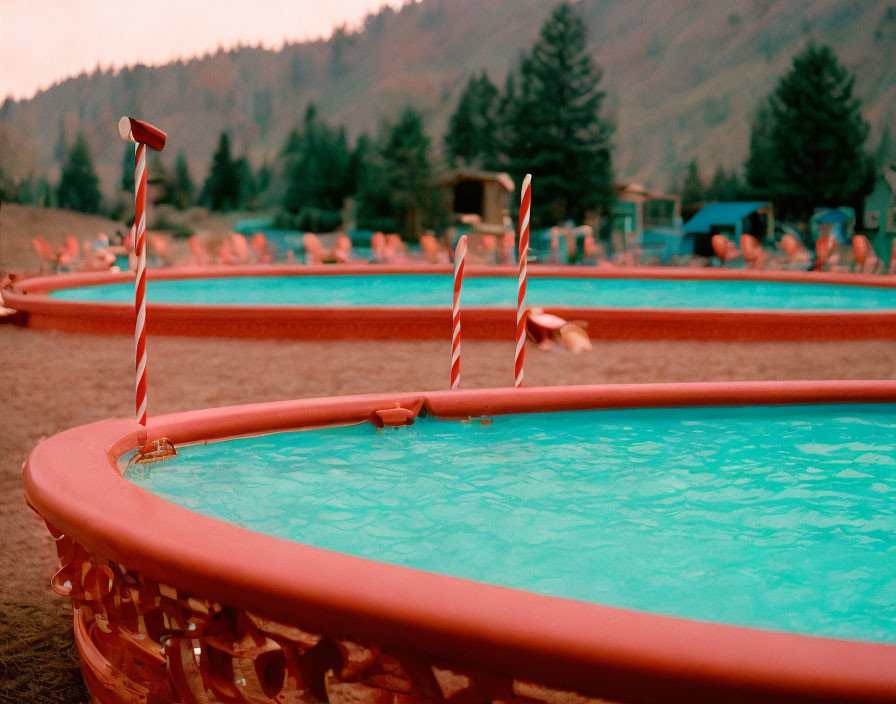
left=24, top=382, right=896, bottom=703
left=130, top=403, right=895, bottom=646
left=8, top=264, right=896, bottom=340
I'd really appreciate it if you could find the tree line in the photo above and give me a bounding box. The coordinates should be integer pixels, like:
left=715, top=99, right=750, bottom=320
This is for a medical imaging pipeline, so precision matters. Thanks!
left=1, top=3, right=613, bottom=238
left=1, top=3, right=881, bottom=234
left=679, top=42, right=876, bottom=222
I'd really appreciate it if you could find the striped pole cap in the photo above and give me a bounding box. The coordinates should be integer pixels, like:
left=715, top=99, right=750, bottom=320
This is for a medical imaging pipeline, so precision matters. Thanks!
left=118, top=116, right=167, bottom=152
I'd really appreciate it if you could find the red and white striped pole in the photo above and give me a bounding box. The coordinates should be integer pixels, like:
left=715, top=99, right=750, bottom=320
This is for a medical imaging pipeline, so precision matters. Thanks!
left=133, top=142, right=148, bottom=424
left=515, top=174, right=531, bottom=388
left=119, top=117, right=166, bottom=427
left=450, top=234, right=467, bottom=389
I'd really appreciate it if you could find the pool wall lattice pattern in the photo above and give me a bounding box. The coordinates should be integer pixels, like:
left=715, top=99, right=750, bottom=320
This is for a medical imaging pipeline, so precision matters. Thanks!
left=46, top=522, right=611, bottom=704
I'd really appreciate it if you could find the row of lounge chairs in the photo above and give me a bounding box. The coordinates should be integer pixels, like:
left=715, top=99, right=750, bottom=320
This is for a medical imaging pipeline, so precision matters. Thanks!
left=711, top=233, right=889, bottom=273
left=30, top=234, right=126, bottom=273
left=30, top=228, right=894, bottom=275
left=187, top=232, right=274, bottom=266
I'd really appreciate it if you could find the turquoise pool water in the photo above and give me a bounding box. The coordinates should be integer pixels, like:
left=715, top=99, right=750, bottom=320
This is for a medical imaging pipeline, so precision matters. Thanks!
left=50, top=274, right=896, bottom=310
left=126, top=403, right=896, bottom=643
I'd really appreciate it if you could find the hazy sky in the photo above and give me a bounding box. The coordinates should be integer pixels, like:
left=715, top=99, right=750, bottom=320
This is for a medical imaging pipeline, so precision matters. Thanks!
left=0, top=0, right=407, bottom=100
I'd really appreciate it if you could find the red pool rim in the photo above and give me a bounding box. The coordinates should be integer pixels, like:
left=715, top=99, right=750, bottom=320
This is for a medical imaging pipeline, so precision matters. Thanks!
left=7, top=264, right=896, bottom=341
left=24, top=381, right=896, bottom=703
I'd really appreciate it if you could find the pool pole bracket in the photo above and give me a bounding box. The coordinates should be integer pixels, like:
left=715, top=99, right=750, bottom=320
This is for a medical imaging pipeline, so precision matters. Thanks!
left=127, top=438, right=177, bottom=469
left=370, top=399, right=425, bottom=428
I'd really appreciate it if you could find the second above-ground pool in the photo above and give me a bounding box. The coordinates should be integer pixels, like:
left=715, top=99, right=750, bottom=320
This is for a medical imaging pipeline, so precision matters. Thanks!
left=44, top=272, right=896, bottom=310
left=24, top=382, right=896, bottom=703
left=8, top=265, right=896, bottom=341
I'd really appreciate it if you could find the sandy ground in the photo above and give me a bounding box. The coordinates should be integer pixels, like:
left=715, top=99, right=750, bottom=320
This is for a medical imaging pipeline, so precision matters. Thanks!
left=3, top=325, right=896, bottom=702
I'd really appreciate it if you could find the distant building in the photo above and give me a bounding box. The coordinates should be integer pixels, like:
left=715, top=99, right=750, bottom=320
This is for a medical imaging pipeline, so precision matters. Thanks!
left=609, top=182, right=682, bottom=261
left=863, top=164, right=896, bottom=260
left=682, top=202, right=774, bottom=258
left=610, top=182, right=681, bottom=234
left=438, top=168, right=514, bottom=230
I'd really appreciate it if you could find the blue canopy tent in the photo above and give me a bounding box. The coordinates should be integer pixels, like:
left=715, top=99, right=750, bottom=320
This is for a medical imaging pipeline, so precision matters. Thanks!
left=810, top=207, right=854, bottom=244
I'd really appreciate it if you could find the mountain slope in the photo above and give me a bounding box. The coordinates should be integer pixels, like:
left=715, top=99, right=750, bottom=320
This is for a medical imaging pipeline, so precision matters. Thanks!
left=2, top=0, right=894, bottom=193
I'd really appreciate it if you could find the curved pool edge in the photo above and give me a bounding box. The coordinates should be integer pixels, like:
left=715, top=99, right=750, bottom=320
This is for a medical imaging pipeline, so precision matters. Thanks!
left=8, top=265, right=896, bottom=341
left=23, top=381, right=896, bottom=703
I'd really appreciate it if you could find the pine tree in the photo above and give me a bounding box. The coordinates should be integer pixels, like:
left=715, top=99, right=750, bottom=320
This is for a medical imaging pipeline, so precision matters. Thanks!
left=355, top=133, right=395, bottom=233
left=744, top=101, right=775, bottom=200
left=255, top=161, right=272, bottom=196
left=875, top=125, right=894, bottom=167
left=200, top=132, right=241, bottom=211
left=383, top=107, right=433, bottom=238
left=282, top=128, right=302, bottom=157
left=445, top=83, right=478, bottom=166
left=282, top=105, right=352, bottom=230
left=499, top=2, right=614, bottom=225
left=706, top=165, right=744, bottom=202
left=252, top=89, right=273, bottom=136
left=357, top=107, right=435, bottom=238
left=761, top=43, right=874, bottom=219
left=0, top=162, right=13, bottom=202
left=445, top=71, right=499, bottom=168
left=164, top=152, right=195, bottom=209
left=233, top=157, right=256, bottom=209
left=54, top=118, right=66, bottom=162
left=56, top=135, right=102, bottom=213
left=680, top=160, right=705, bottom=206
left=120, top=143, right=135, bottom=192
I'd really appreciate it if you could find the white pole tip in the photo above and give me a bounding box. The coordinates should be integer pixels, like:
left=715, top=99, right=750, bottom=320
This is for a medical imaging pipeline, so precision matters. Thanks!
left=118, top=116, right=134, bottom=142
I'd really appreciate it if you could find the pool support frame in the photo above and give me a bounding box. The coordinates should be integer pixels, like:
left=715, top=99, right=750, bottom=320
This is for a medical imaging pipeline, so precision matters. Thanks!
left=23, top=381, right=896, bottom=704
left=7, top=264, right=896, bottom=341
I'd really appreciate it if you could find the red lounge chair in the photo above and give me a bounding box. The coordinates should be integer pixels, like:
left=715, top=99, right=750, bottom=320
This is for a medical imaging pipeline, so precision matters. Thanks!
left=814, top=235, right=837, bottom=271
left=250, top=233, right=273, bottom=263
left=231, top=233, right=251, bottom=263
left=303, top=233, right=331, bottom=265
left=711, top=234, right=739, bottom=264
left=780, top=233, right=810, bottom=269
left=420, top=233, right=446, bottom=264
left=384, top=234, right=409, bottom=263
left=480, top=234, right=497, bottom=264
left=31, top=237, right=59, bottom=273
left=501, top=230, right=516, bottom=265
left=218, top=238, right=236, bottom=265
left=371, top=232, right=387, bottom=263
left=333, top=233, right=352, bottom=263
left=851, top=234, right=881, bottom=272
left=188, top=235, right=209, bottom=266
left=149, top=234, right=171, bottom=267
left=740, top=233, right=766, bottom=269
left=65, top=235, right=80, bottom=262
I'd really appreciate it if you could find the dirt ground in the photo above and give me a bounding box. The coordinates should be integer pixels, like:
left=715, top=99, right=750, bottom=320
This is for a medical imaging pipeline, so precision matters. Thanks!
left=2, top=325, right=896, bottom=703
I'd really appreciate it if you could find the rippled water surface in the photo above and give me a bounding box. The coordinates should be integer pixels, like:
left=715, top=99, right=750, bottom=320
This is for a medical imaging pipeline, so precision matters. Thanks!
left=127, top=404, right=896, bottom=643
left=51, top=274, right=896, bottom=310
